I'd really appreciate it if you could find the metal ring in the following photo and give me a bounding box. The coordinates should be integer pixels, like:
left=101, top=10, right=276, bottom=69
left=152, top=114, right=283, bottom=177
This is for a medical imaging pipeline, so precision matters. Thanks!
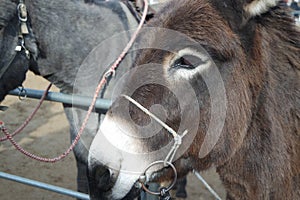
left=17, top=3, right=28, bottom=22
left=140, top=160, right=177, bottom=196
left=104, top=69, right=116, bottom=78
left=18, top=86, right=27, bottom=100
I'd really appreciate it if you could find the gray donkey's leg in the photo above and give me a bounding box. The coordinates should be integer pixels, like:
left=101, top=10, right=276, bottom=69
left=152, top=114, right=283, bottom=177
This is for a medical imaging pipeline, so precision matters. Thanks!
left=64, top=106, right=100, bottom=197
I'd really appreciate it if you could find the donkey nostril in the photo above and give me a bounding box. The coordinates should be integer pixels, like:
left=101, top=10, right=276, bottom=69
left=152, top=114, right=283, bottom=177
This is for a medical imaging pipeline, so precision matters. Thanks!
left=95, top=167, right=114, bottom=191
left=89, top=165, right=116, bottom=193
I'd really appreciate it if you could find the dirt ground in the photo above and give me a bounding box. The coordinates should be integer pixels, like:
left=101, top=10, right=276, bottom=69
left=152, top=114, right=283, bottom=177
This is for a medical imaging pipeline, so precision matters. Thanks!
left=0, top=72, right=226, bottom=200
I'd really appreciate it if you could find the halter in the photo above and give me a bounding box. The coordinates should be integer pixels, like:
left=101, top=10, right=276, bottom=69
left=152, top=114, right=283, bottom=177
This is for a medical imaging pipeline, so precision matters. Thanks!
left=122, top=95, right=223, bottom=200
left=122, top=94, right=188, bottom=198
left=16, top=0, right=31, bottom=58
left=0, top=0, right=31, bottom=79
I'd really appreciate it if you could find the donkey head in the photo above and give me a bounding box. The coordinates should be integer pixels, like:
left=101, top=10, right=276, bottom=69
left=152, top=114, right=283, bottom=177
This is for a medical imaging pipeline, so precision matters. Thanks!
left=88, top=0, right=287, bottom=199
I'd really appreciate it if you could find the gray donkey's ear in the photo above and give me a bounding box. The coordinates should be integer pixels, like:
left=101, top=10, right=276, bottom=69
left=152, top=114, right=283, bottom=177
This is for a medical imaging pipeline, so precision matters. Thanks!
left=244, top=0, right=278, bottom=17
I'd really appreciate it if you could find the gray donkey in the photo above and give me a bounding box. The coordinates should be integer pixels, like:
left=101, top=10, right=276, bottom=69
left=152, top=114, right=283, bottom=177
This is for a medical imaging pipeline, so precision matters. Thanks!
left=0, top=0, right=137, bottom=196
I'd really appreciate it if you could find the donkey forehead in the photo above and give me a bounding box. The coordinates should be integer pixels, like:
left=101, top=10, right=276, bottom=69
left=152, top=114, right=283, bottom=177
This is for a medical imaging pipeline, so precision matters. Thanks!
left=140, top=0, right=244, bottom=63
left=147, top=0, right=278, bottom=48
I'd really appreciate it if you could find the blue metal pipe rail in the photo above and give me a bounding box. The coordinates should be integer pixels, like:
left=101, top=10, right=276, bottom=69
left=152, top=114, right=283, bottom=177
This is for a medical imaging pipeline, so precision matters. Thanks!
left=8, top=88, right=112, bottom=112
left=0, top=171, right=90, bottom=200
left=292, top=11, right=300, bottom=16
left=2, top=89, right=106, bottom=199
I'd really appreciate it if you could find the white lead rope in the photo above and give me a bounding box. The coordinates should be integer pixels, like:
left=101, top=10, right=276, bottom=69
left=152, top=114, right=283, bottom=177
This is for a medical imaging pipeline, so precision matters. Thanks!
left=122, top=95, right=188, bottom=165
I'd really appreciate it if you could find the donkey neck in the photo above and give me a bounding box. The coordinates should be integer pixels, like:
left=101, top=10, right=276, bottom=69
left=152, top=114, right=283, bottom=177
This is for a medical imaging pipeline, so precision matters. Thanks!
left=25, top=0, right=137, bottom=93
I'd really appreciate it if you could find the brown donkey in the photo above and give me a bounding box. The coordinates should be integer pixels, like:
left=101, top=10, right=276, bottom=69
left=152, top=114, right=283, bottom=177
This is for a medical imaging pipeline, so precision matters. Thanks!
left=88, top=0, right=300, bottom=199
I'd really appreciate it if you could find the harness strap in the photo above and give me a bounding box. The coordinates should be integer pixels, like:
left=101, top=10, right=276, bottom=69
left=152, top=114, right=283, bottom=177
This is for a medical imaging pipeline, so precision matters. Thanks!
left=0, top=0, right=31, bottom=79
left=16, top=0, right=30, bottom=58
left=122, top=0, right=157, bottom=23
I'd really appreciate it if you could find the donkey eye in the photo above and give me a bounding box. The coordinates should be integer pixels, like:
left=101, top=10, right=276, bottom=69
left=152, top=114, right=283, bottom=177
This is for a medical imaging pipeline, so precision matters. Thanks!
left=173, top=54, right=208, bottom=70
left=166, top=48, right=212, bottom=80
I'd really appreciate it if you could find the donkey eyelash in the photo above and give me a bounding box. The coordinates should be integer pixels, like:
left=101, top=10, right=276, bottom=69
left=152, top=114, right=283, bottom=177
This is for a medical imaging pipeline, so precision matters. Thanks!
left=167, top=48, right=211, bottom=80
left=170, top=48, right=210, bottom=69
left=172, top=54, right=209, bottom=70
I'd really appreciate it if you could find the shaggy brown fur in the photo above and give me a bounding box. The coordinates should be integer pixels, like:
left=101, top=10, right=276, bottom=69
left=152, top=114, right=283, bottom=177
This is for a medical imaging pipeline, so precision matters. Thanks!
left=96, top=0, right=300, bottom=199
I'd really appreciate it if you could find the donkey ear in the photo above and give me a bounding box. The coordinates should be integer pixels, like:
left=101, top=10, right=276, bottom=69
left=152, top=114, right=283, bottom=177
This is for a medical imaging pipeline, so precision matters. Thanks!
left=244, top=0, right=278, bottom=17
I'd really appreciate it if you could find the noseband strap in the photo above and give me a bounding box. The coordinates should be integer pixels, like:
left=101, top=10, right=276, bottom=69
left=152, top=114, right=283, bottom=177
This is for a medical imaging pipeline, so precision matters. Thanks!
left=122, top=94, right=188, bottom=196
left=122, top=94, right=188, bottom=165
